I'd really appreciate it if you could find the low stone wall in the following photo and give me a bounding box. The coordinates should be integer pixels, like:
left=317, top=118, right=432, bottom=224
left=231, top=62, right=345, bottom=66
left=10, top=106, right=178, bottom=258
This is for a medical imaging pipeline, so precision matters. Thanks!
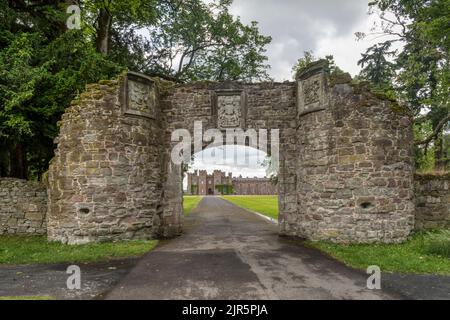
left=414, top=173, right=450, bottom=230
left=0, top=178, right=47, bottom=235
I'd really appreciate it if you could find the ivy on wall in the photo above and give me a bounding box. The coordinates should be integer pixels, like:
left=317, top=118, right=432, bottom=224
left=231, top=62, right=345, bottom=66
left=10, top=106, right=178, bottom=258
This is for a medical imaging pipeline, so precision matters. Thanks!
left=215, top=184, right=234, bottom=195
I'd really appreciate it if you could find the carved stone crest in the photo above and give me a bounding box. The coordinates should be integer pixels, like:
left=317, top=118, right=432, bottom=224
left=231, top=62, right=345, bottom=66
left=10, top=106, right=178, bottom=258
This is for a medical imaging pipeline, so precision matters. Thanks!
left=218, top=95, right=241, bottom=128
left=122, top=72, right=157, bottom=119
left=303, top=77, right=321, bottom=106
left=297, top=61, right=329, bottom=117
left=213, top=90, right=246, bottom=129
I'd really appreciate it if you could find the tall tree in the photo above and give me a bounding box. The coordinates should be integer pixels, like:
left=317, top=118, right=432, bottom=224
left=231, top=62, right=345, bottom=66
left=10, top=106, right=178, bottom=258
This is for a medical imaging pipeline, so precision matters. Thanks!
left=108, top=0, right=271, bottom=82
left=0, top=1, right=121, bottom=179
left=81, top=0, right=158, bottom=56
left=358, top=42, right=396, bottom=90
left=357, top=0, right=450, bottom=170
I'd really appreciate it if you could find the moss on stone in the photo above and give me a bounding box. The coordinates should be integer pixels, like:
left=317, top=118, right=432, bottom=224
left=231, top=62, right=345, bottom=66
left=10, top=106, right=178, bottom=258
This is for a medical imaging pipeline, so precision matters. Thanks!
left=98, top=79, right=118, bottom=86
left=41, top=171, right=49, bottom=187
left=329, top=72, right=352, bottom=86
left=154, top=77, right=176, bottom=96
left=414, top=172, right=450, bottom=181
left=90, top=89, right=104, bottom=100
left=388, top=101, right=409, bottom=114
left=348, top=80, right=409, bottom=115
left=349, top=80, right=371, bottom=94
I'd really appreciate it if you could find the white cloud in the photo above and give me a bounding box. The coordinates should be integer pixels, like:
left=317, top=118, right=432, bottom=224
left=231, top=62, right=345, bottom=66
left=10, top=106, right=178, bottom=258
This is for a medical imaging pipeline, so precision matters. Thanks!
left=230, top=0, right=377, bottom=80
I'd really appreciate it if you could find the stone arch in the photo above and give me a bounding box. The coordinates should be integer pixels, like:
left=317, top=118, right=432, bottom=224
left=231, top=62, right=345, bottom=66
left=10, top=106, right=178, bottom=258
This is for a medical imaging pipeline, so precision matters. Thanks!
left=158, top=80, right=297, bottom=240
left=47, top=62, right=415, bottom=244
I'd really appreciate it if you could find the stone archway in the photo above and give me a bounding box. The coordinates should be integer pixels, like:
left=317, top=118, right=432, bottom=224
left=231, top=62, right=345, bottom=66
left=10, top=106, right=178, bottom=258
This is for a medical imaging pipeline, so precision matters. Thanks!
left=47, top=62, right=415, bottom=245
left=158, top=78, right=296, bottom=242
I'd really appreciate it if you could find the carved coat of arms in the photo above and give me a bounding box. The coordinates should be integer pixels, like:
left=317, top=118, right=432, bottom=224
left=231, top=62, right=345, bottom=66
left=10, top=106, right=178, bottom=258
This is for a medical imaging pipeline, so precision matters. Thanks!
left=122, top=72, right=157, bottom=119
left=217, top=95, right=241, bottom=128
left=129, top=80, right=152, bottom=113
left=297, top=72, right=327, bottom=116
left=303, top=78, right=321, bottom=106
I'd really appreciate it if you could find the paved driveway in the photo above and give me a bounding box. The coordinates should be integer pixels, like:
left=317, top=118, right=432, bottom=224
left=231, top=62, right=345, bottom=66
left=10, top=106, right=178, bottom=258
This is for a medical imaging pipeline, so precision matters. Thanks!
left=105, top=197, right=400, bottom=300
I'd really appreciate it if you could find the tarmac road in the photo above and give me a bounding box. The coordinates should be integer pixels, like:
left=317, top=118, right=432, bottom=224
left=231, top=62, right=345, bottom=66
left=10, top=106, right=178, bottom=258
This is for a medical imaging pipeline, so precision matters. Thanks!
left=105, top=197, right=400, bottom=300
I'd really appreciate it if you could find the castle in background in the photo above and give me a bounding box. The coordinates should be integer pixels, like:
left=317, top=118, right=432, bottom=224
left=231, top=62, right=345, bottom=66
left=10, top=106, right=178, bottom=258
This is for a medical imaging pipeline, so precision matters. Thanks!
left=186, top=170, right=277, bottom=195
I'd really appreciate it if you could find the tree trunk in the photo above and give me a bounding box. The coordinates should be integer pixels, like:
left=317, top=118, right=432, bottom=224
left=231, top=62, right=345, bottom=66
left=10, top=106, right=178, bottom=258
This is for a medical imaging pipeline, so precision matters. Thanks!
left=0, top=149, right=9, bottom=177
left=10, top=143, right=28, bottom=180
left=96, top=8, right=112, bottom=56
left=434, top=134, right=445, bottom=171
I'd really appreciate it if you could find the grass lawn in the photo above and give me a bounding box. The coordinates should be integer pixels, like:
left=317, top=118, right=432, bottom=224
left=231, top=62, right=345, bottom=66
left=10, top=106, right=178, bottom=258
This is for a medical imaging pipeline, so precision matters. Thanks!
left=0, top=296, right=54, bottom=300
left=221, top=195, right=278, bottom=220
left=183, top=196, right=203, bottom=215
left=308, top=230, right=450, bottom=275
left=0, top=235, right=158, bottom=265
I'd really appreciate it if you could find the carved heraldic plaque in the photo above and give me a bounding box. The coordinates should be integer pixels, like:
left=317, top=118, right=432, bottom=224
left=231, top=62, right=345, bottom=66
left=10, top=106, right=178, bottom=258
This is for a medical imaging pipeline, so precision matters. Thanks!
left=297, top=63, right=328, bottom=117
left=218, top=95, right=241, bottom=128
left=122, top=72, right=156, bottom=119
left=214, top=90, right=246, bottom=130
left=302, top=77, right=321, bottom=106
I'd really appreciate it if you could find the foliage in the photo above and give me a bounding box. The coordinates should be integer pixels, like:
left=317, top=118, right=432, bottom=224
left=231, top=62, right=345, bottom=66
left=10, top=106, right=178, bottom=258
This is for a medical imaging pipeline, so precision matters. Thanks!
left=0, top=235, right=157, bottom=265
left=0, top=28, right=121, bottom=179
left=358, top=0, right=450, bottom=171
left=414, top=119, right=437, bottom=171
left=190, top=184, right=198, bottom=195
left=81, top=0, right=158, bottom=56
left=357, top=42, right=396, bottom=91
left=292, top=51, right=344, bottom=79
left=262, top=155, right=279, bottom=185
left=109, top=0, right=272, bottom=82
left=215, top=184, right=234, bottom=195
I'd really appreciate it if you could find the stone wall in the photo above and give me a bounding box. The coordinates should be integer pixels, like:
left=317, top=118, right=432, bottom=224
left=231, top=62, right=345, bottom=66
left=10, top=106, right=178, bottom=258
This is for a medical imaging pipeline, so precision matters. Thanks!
left=414, top=173, right=450, bottom=230
left=282, top=61, right=415, bottom=243
left=47, top=72, right=171, bottom=244
left=0, top=178, right=47, bottom=235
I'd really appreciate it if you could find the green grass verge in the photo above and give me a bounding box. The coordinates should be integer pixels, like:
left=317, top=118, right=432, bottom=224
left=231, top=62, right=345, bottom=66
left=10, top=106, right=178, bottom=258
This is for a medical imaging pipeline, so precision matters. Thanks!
left=183, top=196, right=203, bottom=215
left=0, top=296, right=54, bottom=300
left=0, top=235, right=158, bottom=265
left=221, top=195, right=278, bottom=220
left=308, top=230, right=450, bottom=275
left=425, top=230, right=450, bottom=257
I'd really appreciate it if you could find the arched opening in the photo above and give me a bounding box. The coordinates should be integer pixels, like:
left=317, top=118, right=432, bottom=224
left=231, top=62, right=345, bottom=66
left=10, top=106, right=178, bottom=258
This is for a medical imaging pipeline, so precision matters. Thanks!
left=183, top=145, right=277, bottom=195
left=181, top=144, right=279, bottom=225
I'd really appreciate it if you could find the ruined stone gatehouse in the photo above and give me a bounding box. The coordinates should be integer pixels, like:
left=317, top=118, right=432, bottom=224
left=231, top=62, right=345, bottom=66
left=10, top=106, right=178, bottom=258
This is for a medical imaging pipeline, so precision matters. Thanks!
left=41, top=61, right=421, bottom=244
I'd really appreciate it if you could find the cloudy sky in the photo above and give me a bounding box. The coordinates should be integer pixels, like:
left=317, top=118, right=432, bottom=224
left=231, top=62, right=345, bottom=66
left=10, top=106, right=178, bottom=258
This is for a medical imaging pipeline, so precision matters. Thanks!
left=186, top=0, right=379, bottom=186
left=230, top=0, right=378, bottom=81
